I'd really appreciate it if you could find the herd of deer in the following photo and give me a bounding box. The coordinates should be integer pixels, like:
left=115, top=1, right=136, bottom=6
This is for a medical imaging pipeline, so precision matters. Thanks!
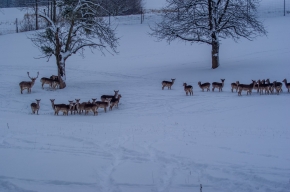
left=162, top=78, right=290, bottom=96
left=49, top=90, right=122, bottom=116
left=19, top=72, right=122, bottom=115
left=19, top=72, right=290, bottom=115
left=19, top=72, right=60, bottom=94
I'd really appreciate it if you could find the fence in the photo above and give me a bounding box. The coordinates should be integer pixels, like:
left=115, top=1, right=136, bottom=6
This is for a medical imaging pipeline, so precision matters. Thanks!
left=257, top=0, right=290, bottom=17
left=1, top=0, right=290, bottom=35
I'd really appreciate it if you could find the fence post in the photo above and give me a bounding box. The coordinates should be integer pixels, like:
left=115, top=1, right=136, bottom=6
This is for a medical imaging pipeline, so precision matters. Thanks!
left=200, top=184, right=202, bottom=192
left=16, top=18, right=18, bottom=33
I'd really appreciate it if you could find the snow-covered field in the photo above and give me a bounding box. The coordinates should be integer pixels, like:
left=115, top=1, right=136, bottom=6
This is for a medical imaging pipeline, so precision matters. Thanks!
left=1, top=4, right=290, bottom=192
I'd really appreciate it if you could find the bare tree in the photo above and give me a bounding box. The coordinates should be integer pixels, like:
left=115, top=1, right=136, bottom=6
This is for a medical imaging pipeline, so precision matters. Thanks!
left=150, top=0, right=267, bottom=69
left=29, top=0, right=119, bottom=89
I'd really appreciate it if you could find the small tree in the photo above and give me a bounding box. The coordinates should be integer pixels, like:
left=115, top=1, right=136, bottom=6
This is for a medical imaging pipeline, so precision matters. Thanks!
left=30, top=0, right=119, bottom=89
left=150, top=0, right=267, bottom=69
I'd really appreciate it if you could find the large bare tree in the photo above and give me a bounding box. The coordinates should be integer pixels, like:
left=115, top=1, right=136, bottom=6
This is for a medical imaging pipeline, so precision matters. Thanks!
left=150, top=0, right=267, bottom=69
left=29, top=0, right=119, bottom=89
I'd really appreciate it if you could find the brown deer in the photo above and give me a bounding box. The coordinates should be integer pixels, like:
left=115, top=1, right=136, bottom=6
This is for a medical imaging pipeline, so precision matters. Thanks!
left=212, top=79, right=225, bottom=92
left=231, top=81, right=239, bottom=92
left=162, top=79, right=175, bottom=90
left=68, top=100, right=78, bottom=114
left=253, top=79, right=260, bottom=93
left=50, top=99, right=71, bottom=115
left=273, top=81, right=282, bottom=95
left=183, top=83, right=193, bottom=96
left=265, top=79, right=274, bottom=94
left=237, top=80, right=256, bottom=96
left=101, top=90, right=119, bottom=102
left=19, top=72, right=39, bottom=94
left=282, top=79, right=290, bottom=92
left=83, top=101, right=99, bottom=116
left=40, top=77, right=54, bottom=89
left=31, top=99, right=41, bottom=115
left=258, top=80, right=270, bottom=95
left=96, top=100, right=110, bottom=113
left=109, top=95, right=122, bottom=110
left=198, top=81, right=210, bottom=92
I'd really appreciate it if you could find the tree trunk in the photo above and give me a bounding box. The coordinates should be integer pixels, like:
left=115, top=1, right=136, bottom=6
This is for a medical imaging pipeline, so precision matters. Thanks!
left=56, top=55, right=66, bottom=89
left=211, top=35, right=220, bottom=69
left=57, top=66, right=66, bottom=89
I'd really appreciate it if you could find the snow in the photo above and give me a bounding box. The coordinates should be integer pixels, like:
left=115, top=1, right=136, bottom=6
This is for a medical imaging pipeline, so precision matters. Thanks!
left=0, top=4, right=290, bottom=192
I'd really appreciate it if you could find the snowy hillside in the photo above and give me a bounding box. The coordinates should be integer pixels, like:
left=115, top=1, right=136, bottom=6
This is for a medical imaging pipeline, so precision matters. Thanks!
left=0, top=3, right=290, bottom=192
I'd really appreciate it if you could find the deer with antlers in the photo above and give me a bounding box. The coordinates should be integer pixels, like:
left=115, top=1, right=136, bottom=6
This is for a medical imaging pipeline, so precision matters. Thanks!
left=19, top=72, right=39, bottom=94
left=31, top=99, right=41, bottom=115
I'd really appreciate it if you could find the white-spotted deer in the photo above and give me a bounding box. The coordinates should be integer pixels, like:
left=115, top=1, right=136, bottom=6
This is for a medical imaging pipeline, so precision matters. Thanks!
left=101, top=90, right=119, bottom=102
left=198, top=81, right=210, bottom=92
left=183, top=83, right=193, bottom=96
left=162, top=79, right=175, bottom=90
left=282, top=79, right=290, bottom=92
left=19, top=72, right=39, bottom=94
left=237, top=80, right=256, bottom=96
left=109, top=95, right=122, bottom=110
left=231, top=81, right=239, bottom=92
left=212, top=79, right=225, bottom=92
left=31, top=99, right=41, bottom=115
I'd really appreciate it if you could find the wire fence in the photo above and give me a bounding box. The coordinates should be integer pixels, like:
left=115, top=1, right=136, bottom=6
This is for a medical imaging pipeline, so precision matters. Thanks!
left=1, top=0, right=289, bottom=35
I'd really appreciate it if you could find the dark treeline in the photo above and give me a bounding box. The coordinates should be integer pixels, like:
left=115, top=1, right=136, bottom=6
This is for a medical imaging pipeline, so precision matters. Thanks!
left=0, top=0, right=144, bottom=16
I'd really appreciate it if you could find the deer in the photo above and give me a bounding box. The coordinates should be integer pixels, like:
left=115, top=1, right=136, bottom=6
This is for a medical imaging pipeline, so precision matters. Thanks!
left=101, top=90, right=119, bottom=102
left=273, top=81, right=282, bottom=95
left=253, top=79, right=260, bottom=93
left=265, top=79, right=274, bottom=94
left=183, top=83, right=193, bottom=96
left=40, top=77, right=54, bottom=89
left=237, top=80, right=256, bottom=96
left=50, top=99, right=71, bottom=116
left=19, top=72, right=39, bottom=94
left=162, top=79, right=175, bottom=90
left=198, top=81, right=210, bottom=92
left=231, top=81, right=239, bottom=92
left=258, top=79, right=270, bottom=95
left=109, top=95, right=122, bottom=110
left=282, top=79, right=290, bottom=92
left=96, top=99, right=110, bottom=113
left=31, top=99, right=41, bottom=115
left=212, top=79, right=225, bottom=92
left=68, top=100, right=78, bottom=114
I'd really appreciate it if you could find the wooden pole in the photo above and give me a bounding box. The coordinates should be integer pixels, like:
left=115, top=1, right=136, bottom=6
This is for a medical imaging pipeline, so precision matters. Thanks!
left=16, top=18, right=18, bottom=33
left=284, top=0, right=286, bottom=16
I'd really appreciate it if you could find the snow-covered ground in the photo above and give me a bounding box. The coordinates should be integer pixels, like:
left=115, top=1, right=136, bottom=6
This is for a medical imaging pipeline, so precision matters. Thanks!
left=0, top=5, right=290, bottom=192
